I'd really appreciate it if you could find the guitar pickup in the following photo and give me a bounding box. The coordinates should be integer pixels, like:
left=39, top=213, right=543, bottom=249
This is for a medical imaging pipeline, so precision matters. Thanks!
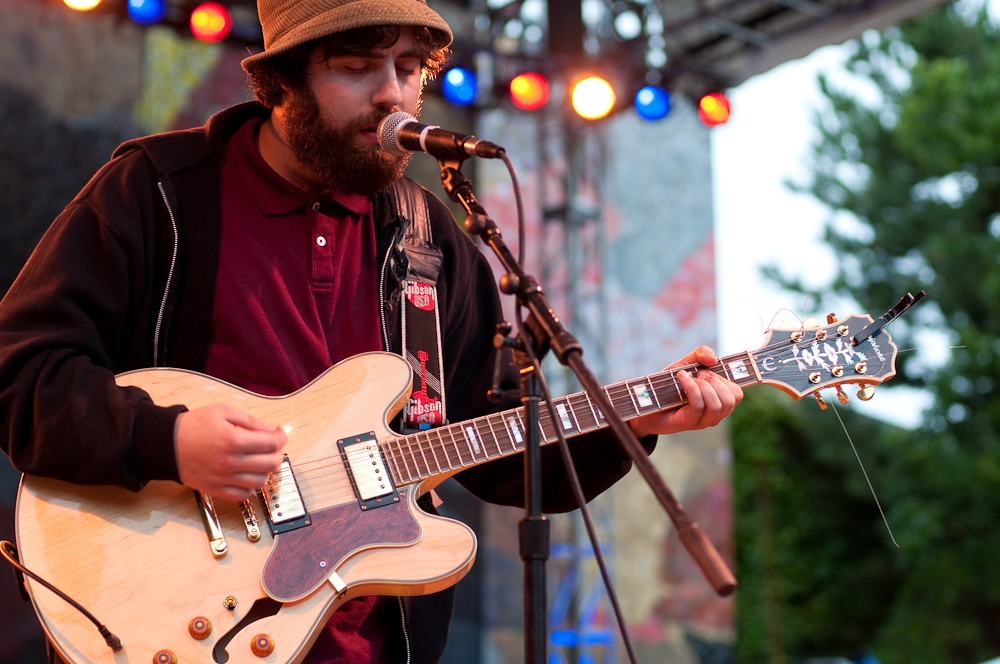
left=339, top=432, right=399, bottom=510
left=258, top=455, right=310, bottom=535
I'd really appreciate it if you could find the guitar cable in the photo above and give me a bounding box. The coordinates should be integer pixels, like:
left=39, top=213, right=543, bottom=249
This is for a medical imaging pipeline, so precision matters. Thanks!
left=0, top=540, right=124, bottom=652
left=499, top=152, right=641, bottom=664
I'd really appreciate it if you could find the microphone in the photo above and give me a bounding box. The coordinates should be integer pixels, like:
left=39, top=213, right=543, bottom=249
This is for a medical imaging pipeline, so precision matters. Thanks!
left=377, top=112, right=504, bottom=161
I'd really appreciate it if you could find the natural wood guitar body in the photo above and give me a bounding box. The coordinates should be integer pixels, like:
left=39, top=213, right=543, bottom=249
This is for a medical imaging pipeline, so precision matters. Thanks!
left=15, top=353, right=477, bottom=664
left=14, top=312, right=905, bottom=664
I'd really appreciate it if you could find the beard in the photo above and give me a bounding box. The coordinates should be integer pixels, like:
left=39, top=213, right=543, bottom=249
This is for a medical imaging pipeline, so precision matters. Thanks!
left=281, top=86, right=411, bottom=197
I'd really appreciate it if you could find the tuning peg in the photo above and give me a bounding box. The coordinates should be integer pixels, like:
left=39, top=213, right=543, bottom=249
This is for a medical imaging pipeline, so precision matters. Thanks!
left=827, top=313, right=838, bottom=324
left=814, top=393, right=828, bottom=410
left=804, top=317, right=820, bottom=328
left=857, top=386, right=875, bottom=401
left=779, top=319, right=799, bottom=330
left=835, top=386, right=850, bottom=405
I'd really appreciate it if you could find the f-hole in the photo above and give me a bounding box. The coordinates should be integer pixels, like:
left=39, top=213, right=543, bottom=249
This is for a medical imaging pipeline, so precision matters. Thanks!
left=212, top=597, right=283, bottom=663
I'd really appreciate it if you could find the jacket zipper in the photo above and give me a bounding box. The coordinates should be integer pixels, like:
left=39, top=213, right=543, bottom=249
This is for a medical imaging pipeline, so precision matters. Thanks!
left=378, top=238, right=393, bottom=352
left=397, top=596, right=412, bottom=664
left=154, top=181, right=180, bottom=368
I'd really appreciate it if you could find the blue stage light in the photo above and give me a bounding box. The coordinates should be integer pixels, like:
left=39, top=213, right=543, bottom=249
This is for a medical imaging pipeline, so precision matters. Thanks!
left=634, top=85, right=670, bottom=121
left=127, top=0, right=166, bottom=24
left=442, top=67, right=477, bottom=107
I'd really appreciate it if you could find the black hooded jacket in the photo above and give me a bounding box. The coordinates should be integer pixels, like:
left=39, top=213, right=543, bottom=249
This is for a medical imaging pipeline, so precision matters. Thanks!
left=0, top=101, right=653, bottom=663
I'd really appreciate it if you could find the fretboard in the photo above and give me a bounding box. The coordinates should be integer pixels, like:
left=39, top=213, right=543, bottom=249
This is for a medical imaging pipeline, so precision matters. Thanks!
left=379, top=351, right=761, bottom=486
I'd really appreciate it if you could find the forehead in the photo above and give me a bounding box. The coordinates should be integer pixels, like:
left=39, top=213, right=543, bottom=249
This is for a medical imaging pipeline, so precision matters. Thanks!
left=313, top=25, right=421, bottom=61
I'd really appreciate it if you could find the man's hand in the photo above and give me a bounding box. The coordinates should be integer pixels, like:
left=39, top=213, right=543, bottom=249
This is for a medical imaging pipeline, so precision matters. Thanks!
left=174, top=404, right=287, bottom=502
left=629, top=345, right=743, bottom=439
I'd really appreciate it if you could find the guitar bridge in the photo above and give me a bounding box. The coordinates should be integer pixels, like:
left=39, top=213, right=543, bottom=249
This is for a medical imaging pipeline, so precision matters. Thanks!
left=258, top=455, right=310, bottom=535
left=339, top=432, right=399, bottom=510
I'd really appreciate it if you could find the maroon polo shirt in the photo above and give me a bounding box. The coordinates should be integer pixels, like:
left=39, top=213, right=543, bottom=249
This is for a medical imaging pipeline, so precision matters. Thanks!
left=208, top=117, right=386, bottom=663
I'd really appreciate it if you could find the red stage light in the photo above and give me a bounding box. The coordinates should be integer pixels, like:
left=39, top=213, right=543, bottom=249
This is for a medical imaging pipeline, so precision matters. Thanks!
left=697, top=92, right=731, bottom=127
left=190, top=2, right=232, bottom=42
left=510, top=73, right=550, bottom=112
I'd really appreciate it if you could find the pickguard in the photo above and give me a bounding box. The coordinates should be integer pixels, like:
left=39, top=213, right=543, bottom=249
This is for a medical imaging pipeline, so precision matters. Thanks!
left=261, top=496, right=421, bottom=602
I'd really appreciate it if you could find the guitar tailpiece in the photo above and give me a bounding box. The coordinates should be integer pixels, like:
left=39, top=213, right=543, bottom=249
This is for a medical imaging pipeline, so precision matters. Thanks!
left=0, top=540, right=123, bottom=652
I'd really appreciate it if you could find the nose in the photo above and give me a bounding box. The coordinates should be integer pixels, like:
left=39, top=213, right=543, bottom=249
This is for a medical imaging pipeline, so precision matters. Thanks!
left=371, top=59, right=404, bottom=110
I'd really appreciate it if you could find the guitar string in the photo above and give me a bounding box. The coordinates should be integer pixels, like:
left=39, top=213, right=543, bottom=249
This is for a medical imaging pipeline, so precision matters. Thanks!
left=830, top=399, right=901, bottom=548
left=297, top=334, right=881, bottom=487
left=216, top=326, right=893, bottom=510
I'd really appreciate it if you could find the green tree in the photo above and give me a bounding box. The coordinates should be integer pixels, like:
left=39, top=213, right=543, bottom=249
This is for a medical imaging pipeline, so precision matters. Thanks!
left=733, top=389, right=905, bottom=664
left=740, top=3, right=1000, bottom=662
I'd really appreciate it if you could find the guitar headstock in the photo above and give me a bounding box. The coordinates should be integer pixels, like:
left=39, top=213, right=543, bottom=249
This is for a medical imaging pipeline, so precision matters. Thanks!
left=751, top=314, right=898, bottom=408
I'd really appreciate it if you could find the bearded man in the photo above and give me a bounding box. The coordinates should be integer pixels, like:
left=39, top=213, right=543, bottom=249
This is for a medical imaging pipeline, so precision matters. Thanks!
left=0, top=0, right=742, bottom=662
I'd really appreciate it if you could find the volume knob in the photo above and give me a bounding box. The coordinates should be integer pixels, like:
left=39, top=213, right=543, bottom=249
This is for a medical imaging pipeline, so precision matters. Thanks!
left=251, top=634, right=274, bottom=657
left=189, top=616, right=212, bottom=640
left=154, top=650, right=177, bottom=664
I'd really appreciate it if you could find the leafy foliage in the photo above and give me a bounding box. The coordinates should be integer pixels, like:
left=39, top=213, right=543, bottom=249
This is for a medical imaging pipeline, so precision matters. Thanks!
left=733, top=389, right=903, bottom=663
left=737, top=4, right=1000, bottom=662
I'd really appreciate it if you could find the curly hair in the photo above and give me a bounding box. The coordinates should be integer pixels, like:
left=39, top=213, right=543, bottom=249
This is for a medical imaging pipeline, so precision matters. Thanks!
left=246, top=25, right=449, bottom=108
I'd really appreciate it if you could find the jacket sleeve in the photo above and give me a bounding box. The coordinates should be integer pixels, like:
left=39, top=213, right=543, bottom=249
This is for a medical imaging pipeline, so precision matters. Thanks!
left=426, top=194, right=656, bottom=514
left=0, top=154, right=185, bottom=490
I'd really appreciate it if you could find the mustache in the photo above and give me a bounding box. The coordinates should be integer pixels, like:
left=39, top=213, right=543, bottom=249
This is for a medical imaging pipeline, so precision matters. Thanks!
left=346, top=109, right=396, bottom=135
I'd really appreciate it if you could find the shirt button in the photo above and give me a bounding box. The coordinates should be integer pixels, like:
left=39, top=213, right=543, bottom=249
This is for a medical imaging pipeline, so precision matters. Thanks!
left=311, top=202, right=321, bottom=212
left=316, top=236, right=327, bottom=247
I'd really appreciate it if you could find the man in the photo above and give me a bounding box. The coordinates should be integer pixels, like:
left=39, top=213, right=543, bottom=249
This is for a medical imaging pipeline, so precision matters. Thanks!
left=0, top=0, right=742, bottom=662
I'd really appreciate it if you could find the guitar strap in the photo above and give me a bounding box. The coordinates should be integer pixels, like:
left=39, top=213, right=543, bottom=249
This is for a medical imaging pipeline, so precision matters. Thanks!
left=389, top=178, right=447, bottom=431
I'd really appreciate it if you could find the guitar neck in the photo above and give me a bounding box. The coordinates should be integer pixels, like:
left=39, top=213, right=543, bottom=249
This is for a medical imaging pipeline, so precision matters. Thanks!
left=379, top=351, right=762, bottom=486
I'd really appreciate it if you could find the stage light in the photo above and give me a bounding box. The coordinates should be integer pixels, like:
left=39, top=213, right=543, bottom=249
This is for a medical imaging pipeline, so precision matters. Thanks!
left=697, top=92, right=731, bottom=127
left=127, top=0, right=166, bottom=25
left=190, top=2, right=232, bottom=42
left=634, top=85, right=670, bottom=121
left=509, top=72, right=549, bottom=111
left=571, top=76, right=615, bottom=120
left=442, top=67, right=477, bottom=107
left=63, top=0, right=101, bottom=11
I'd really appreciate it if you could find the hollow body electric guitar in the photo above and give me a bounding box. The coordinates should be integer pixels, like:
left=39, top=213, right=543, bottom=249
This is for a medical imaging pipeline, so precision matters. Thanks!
left=16, top=314, right=899, bottom=664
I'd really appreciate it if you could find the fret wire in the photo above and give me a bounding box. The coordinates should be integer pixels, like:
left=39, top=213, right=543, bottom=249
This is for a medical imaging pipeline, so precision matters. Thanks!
left=605, top=384, right=637, bottom=418
left=420, top=431, right=443, bottom=475
left=446, top=425, right=467, bottom=467
left=489, top=413, right=514, bottom=455
left=571, top=393, right=598, bottom=430
left=383, top=440, right=406, bottom=485
left=670, top=371, right=685, bottom=405
left=508, top=410, right=527, bottom=451
left=584, top=391, right=602, bottom=424
left=564, top=394, right=588, bottom=430
left=500, top=413, right=517, bottom=452
left=624, top=380, right=642, bottom=415
left=429, top=430, right=452, bottom=472
left=475, top=417, right=503, bottom=457
left=649, top=375, right=676, bottom=411
left=397, top=437, right=417, bottom=482
left=448, top=424, right=476, bottom=466
left=538, top=408, right=556, bottom=443
left=413, top=432, right=434, bottom=477
left=406, top=435, right=428, bottom=478
left=466, top=419, right=485, bottom=458
left=646, top=376, right=663, bottom=410
left=719, top=361, right=733, bottom=381
left=475, top=419, right=497, bottom=458
left=431, top=429, right=453, bottom=470
left=463, top=422, right=486, bottom=461
left=565, top=397, right=581, bottom=431
left=483, top=415, right=503, bottom=456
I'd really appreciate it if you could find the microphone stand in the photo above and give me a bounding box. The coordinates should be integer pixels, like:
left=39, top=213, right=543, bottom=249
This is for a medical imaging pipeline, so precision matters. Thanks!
left=436, top=157, right=736, bottom=664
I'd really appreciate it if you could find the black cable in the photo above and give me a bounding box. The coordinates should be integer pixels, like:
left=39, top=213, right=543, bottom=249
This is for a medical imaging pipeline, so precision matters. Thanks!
left=500, top=156, right=640, bottom=664
left=0, top=540, right=123, bottom=652
left=499, top=153, right=526, bottom=267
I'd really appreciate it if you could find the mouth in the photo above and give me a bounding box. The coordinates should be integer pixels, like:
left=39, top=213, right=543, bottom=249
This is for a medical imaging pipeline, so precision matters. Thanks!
left=358, top=126, right=379, bottom=144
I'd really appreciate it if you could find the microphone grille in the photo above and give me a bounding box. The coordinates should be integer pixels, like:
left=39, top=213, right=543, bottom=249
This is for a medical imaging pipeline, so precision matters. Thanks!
left=377, top=111, right=416, bottom=158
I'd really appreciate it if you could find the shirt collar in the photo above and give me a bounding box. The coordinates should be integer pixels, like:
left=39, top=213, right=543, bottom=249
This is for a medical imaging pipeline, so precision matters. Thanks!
left=230, top=117, right=372, bottom=217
